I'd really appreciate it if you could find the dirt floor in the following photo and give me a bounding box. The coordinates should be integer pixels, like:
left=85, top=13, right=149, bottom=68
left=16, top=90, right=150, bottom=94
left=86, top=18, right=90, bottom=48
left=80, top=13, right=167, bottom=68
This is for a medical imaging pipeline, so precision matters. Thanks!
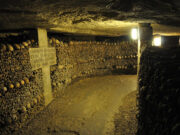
left=114, top=90, right=138, bottom=135
left=15, top=75, right=137, bottom=135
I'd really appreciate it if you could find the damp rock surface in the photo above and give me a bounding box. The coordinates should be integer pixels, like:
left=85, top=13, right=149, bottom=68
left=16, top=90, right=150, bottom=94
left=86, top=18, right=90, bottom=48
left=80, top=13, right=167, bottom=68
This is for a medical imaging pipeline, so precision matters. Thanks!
left=14, top=75, right=137, bottom=135
left=0, top=0, right=180, bottom=36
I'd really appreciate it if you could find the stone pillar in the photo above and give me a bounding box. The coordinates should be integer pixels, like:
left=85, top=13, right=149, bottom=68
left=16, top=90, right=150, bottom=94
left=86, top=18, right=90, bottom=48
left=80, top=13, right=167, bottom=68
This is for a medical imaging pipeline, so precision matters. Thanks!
left=137, top=23, right=153, bottom=73
left=37, top=28, right=53, bottom=106
left=137, top=23, right=153, bottom=90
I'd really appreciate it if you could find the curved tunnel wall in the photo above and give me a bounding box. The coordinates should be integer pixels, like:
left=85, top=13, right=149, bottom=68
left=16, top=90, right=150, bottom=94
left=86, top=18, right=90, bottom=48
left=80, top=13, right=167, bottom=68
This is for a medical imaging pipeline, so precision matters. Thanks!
left=138, top=47, right=180, bottom=135
left=0, top=34, right=137, bottom=134
left=51, top=39, right=137, bottom=97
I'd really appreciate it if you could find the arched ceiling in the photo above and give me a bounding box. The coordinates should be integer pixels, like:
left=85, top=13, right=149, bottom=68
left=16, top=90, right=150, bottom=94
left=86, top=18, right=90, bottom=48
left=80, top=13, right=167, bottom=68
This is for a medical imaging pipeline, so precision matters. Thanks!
left=0, top=0, right=180, bottom=36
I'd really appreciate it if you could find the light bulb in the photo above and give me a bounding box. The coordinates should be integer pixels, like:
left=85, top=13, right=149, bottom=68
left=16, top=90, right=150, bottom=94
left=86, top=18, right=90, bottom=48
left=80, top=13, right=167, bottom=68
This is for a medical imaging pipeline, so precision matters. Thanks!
left=131, top=28, right=138, bottom=40
left=153, top=36, right=162, bottom=47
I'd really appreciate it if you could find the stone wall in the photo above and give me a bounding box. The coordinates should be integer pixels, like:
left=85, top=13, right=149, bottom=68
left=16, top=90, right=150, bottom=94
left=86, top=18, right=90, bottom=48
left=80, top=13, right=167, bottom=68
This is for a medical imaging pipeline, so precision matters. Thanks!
left=0, top=34, right=137, bottom=134
left=137, top=47, right=180, bottom=135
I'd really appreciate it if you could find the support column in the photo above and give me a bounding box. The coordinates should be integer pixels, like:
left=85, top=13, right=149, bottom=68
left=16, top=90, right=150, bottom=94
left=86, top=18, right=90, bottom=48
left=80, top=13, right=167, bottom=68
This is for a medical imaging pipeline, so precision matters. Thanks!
left=137, top=23, right=153, bottom=90
left=37, top=28, right=53, bottom=106
left=137, top=23, right=153, bottom=73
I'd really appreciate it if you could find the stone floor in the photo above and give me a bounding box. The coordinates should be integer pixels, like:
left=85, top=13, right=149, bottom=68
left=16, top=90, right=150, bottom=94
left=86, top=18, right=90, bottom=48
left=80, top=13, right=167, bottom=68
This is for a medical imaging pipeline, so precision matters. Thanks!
left=15, top=75, right=137, bottom=135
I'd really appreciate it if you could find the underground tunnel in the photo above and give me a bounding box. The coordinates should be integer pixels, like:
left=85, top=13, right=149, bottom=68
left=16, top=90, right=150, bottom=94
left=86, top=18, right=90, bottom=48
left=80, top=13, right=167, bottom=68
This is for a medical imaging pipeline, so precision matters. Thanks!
left=0, top=0, right=180, bottom=135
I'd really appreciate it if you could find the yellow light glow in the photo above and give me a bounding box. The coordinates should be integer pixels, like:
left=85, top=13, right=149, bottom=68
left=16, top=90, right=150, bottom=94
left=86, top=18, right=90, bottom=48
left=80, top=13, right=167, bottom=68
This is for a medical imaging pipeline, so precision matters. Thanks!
left=153, top=36, right=162, bottom=47
left=131, top=28, right=138, bottom=40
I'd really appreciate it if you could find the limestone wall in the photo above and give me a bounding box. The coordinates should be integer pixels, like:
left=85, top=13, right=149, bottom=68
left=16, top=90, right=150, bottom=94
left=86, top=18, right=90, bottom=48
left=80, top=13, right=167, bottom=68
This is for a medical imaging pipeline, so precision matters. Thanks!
left=0, top=35, right=137, bottom=134
left=137, top=47, right=180, bottom=135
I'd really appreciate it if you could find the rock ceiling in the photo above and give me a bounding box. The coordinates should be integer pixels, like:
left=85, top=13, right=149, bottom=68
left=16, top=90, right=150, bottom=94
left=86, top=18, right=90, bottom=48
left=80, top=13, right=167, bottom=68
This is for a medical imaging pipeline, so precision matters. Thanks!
left=0, top=0, right=180, bottom=36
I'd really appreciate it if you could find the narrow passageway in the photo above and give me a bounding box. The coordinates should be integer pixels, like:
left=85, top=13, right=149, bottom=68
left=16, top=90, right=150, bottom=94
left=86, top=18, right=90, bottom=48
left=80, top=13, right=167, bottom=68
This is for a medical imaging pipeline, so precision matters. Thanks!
left=16, top=75, right=137, bottom=135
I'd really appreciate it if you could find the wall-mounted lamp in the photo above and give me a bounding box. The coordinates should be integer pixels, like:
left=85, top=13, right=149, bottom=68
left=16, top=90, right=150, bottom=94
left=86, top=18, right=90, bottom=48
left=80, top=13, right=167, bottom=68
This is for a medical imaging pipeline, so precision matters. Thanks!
left=131, top=28, right=138, bottom=40
left=153, top=36, right=162, bottom=47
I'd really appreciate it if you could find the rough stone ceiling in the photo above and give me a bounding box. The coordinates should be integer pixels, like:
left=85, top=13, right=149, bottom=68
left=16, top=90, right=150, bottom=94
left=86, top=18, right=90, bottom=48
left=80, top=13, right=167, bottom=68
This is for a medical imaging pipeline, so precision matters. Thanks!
left=0, top=0, right=180, bottom=36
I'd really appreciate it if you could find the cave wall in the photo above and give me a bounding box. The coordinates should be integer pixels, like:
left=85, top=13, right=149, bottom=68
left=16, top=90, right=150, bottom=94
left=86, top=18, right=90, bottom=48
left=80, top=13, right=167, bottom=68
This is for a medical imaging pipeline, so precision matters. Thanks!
left=137, top=46, right=180, bottom=135
left=0, top=34, right=137, bottom=134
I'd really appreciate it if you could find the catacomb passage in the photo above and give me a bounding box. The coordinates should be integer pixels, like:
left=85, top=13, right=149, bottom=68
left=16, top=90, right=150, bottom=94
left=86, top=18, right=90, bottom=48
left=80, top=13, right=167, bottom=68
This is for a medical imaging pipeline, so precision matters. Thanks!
left=0, top=0, right=180, bottom=135
left=0, top=32, right=138, bottom=135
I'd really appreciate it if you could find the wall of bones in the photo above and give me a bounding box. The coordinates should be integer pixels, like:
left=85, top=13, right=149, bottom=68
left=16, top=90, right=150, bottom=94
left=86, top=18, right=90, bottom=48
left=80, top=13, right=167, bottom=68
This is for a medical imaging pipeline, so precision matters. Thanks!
left=50, top=37, right=138, bottom=97
left=137, top=47, right=180, bottom=135
left=0, top=34, right=137, bottom=134
left=0, top=35, right=44, bottom=134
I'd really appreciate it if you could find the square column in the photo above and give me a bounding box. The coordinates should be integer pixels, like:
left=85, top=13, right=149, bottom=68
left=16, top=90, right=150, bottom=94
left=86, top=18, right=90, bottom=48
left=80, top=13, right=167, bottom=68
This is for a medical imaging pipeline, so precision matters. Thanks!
left=137, top=23, right=153, bottom=72
left=137, top=23, right=153, bottom=89
left=29, top=28, right=57, bottom=106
